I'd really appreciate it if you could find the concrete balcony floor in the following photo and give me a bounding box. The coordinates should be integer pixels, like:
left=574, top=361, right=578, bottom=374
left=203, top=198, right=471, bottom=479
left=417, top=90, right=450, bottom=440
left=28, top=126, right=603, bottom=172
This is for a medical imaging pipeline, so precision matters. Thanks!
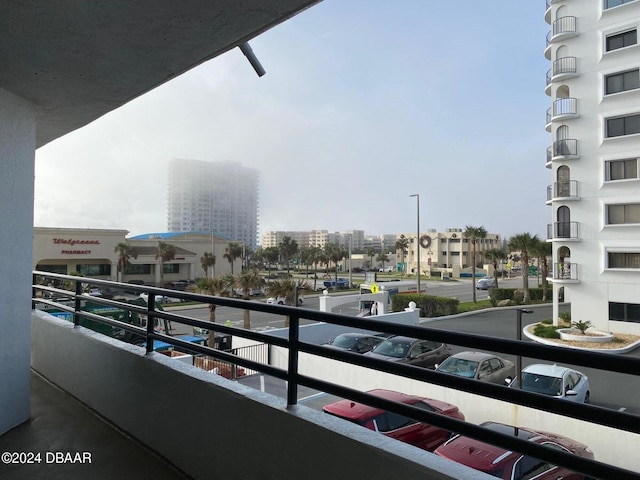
left=0, top=371, right=189, bottom=480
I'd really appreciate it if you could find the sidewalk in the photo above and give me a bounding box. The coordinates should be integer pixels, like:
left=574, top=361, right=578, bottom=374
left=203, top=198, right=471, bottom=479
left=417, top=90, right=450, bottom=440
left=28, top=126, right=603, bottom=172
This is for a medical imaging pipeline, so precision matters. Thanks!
left=0, top=372, right=190, bottom=480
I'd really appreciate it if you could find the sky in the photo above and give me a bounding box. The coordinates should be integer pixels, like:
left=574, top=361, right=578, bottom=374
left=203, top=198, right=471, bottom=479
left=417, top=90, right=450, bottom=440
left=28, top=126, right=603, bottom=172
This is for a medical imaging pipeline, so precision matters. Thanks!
left=34, top=1, right=551, bottom=243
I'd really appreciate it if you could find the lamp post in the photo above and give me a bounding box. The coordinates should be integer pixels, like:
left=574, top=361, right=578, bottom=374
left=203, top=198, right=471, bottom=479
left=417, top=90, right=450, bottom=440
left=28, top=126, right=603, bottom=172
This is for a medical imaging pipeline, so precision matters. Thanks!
left=409, top=194, right=420, bottom=294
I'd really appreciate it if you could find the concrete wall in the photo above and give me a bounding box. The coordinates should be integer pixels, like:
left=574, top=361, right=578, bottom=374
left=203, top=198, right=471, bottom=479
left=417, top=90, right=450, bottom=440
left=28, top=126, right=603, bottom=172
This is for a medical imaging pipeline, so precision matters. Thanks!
left=0, top=88, right=36, bottom=435
left=31, top=311, right=491, bottom=480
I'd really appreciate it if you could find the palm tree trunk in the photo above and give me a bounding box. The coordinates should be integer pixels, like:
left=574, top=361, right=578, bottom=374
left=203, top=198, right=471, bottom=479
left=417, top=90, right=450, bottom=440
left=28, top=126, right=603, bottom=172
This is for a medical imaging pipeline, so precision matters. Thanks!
left=522, top=254, right=531, bottom=303
left=208, top=305, right=216, bottom=347
left=471, top=243, right=477, bottom=303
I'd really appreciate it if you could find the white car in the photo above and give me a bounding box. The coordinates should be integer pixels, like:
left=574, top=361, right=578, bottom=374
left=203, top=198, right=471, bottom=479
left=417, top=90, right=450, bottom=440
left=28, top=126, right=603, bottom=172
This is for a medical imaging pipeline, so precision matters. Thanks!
left=475, top=277, right=497, bottom=290
left=510, top=363, right=590, bottom=403
left=266, top=296, right=303, bottom=306
left=139, top=292, right=183, bottom=304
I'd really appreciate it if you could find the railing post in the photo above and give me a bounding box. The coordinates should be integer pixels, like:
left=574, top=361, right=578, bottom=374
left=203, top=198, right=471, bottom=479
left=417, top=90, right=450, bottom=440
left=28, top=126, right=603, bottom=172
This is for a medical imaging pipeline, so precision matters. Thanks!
left=287, top=312, right=300, bottom=406
left=146, top=296, right=155, bottom=354
left=73, top=278, right=83, bottom=326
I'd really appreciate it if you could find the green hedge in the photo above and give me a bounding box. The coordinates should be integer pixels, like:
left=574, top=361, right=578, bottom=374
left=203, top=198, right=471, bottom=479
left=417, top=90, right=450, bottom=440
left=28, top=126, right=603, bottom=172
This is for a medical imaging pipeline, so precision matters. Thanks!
left=391, top=294, right=459, bottom=318
left=489, top=287, right=552, bottom=303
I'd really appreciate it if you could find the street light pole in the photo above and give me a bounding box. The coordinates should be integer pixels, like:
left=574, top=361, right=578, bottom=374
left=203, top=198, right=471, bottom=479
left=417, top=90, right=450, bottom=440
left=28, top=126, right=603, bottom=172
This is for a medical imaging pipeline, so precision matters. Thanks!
left=410, top=194, right=421, bottom=294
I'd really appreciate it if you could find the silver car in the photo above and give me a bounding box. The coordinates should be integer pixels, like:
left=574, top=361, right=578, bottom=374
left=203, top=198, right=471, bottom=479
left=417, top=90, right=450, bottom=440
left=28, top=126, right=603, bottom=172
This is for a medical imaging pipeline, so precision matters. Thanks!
left=510, top=363, right=590, bottom=403
left=435, top=351, right=515, bottom=385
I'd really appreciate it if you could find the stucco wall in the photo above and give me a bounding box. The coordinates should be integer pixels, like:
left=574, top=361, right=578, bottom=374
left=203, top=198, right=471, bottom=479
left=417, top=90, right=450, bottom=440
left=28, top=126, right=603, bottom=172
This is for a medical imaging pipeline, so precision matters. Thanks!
left=31, top=311, right=490, bottom=480
left=0, top=88, right=36, bottom=434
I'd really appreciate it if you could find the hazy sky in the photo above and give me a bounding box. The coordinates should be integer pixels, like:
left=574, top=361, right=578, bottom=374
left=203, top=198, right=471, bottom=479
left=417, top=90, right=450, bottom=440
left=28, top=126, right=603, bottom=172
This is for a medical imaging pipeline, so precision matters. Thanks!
left=34, top=1, right=550, bottom=242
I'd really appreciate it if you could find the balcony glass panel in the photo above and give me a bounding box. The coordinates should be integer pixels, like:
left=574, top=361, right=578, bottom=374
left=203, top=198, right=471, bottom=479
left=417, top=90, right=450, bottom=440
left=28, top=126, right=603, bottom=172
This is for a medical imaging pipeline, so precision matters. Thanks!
left=547, top=221, right=578, bottom=239
left=553, top=139, right=578, bottom=157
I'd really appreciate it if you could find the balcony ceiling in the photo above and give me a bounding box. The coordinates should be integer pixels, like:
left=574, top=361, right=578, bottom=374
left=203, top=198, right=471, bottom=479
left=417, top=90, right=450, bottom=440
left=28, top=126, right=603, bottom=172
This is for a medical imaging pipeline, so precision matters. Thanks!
left=0, top=0, right=320, bottom=148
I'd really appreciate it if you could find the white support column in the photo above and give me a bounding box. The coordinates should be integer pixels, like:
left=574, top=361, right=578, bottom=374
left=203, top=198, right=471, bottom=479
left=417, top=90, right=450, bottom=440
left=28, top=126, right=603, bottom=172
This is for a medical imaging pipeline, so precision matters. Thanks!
left=0, top=88, right=36, bottom=434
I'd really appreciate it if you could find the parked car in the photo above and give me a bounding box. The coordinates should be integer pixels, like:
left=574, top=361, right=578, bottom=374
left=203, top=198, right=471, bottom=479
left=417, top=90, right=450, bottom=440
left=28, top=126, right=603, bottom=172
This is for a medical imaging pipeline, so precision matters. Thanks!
left=435, top=351, right=515, bottom=385
left=364, top=335, right=451, bottom=369
left=509, top=364, right=590, bottom=403
left=234, top=287, right=264, bottom=297
left=475, top=277, right=497, bottom=290
left=266, top=296, right=303, bottom=306
left=323, top=333, right=384, bottom=354
left=139, top=292, right=183, bottom=304
left=378, top=266, right=394, bottom=273
left=323, top=278, right=350, bottom=289
left=435, top=421, right=594, bottom=480
left=323, top=389, right=465, bottom=452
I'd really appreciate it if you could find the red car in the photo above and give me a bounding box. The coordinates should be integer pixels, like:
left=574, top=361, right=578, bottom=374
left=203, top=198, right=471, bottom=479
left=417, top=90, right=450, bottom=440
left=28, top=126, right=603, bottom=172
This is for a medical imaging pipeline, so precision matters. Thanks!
left=435, top=421, right=594, bottom=480
left=322, top=389, right=464, bottom=452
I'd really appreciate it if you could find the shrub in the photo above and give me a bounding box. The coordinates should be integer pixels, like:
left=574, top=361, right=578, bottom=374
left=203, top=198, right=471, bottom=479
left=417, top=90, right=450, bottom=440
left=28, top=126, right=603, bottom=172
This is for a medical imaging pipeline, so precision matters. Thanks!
left=533, top=323, right=561, bottom=339
left=540, top=318, right=553, bottom=325
left=558, top=311, right=571, bottom=322
left=392, top=294, right=459, bottom=318
left=513, top=290, right=524, bottom=305
left=489, top=288, right=515, bottom=302
left=571, top=320, right=593, bottom=334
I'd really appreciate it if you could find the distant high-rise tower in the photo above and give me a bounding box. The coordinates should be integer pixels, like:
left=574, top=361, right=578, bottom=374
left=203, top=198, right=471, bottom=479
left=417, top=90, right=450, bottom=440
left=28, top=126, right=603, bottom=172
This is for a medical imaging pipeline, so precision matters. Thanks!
left=167, top=159, right=259, bottom=250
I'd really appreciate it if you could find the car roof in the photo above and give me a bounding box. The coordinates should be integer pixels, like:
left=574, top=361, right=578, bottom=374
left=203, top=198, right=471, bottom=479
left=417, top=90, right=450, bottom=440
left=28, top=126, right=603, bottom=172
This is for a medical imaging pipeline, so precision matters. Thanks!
left=322, top=389, right=420, bottom=419
left=334, top=333, right=378, bottom=339
left=435, top=422, right=555, bottom=471
left=522, top=363, right=575, bottom=377
left=447, top=351, right=498, bottom=362
left=384, top=336, right=419, bottom=343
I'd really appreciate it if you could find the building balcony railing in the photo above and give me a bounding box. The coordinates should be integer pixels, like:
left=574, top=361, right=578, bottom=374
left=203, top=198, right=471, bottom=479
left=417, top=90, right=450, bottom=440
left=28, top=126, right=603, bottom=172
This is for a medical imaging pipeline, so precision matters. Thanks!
left=545, top=69, right=552, bottom=96
left=547, top=98, right=579, bottom=131
left=545, top=31, right=552, bottom=60
left=546, top=146, right=552, bottom=168
left=553, top=138, right=579, bottom=160
left=546, top=180, right=579, bottom=203
left=547, top=221, right=579, bottom=241
left=551, top=16, right=578, bottom=43
left=545, top=0, right=551, bottom=24
left=29, top=271, right=640, bottom=480
left=551, top=262, right=579, bottom=282
left=552, top=56, right=578, bottom=81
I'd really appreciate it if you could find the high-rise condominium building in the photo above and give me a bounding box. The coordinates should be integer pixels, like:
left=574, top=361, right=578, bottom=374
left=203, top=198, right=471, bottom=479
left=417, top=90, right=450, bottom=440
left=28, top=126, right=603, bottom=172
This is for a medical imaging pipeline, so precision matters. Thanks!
left=545, top=0, right=640, bottom=334
left=167, top=159, right=259, bottom=250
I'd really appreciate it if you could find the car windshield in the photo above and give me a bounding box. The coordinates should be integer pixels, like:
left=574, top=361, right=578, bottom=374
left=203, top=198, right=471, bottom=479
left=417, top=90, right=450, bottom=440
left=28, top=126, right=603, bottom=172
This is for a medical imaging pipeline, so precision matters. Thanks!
left=521, top=372, right=562, bottom=396
left=438, top=358, right=479, bottom=378
left=371, top=339, right=410, bottom=358
left=330, top=335, right=358, bottom=349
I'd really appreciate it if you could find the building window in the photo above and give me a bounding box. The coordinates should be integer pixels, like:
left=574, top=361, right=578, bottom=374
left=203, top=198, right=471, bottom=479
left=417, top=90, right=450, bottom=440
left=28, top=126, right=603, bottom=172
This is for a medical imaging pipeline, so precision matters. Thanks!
left=607, top=203, right=640, bottom=224
left=163, top=263, right=180, bottom=274
left=36, top=264, right=67, bottom=274
left=606, top=158, right=638, bottom=180
left=124, top=264, right=151, bottom=275
left=606, top=113, right=640, bottom=137
left=609, top=302, right=640, bottom=323
left=605, top=0, right=637, bottom=9
left=606, top=29, right=637, bottom=51
left=605, top=69, right=640, bottom=94
left=76, top=264, right=111, bottom=276
left=608, top=252, right=640, bottom=268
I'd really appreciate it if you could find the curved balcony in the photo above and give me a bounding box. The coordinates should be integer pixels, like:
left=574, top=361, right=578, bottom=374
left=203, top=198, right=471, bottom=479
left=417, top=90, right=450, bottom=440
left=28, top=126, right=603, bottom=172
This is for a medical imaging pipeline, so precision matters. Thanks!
left=545, top=0, right=551, bottom=24
left=550, top=262, right=579, bottom=283
left=546, top=108, right=553, bottom=131
left=545, top=69, right=552, bottom=96
left=552, top=56, right=578, bottom=81
left=547, top=221, right=580, bottom=241
left=552, top=138, right=579, bottom=161
left=546, top=180, right=579, bottom=204
left=545, top=32, right=552, bottom=60
left=551, top=97, right=579, bottom=123
left=550, top=16, right=578, bottom=43
left=546, top=146, right=553, bottom=168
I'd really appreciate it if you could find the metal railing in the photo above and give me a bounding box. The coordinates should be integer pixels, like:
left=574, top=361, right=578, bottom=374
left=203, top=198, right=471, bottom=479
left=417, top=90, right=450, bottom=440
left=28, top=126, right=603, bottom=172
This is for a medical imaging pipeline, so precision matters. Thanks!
left=553, top=56, right=577, bottom=77
left=553, top=138, right=578, bottom=157
left=552, top=16, right=577, bottom=38
left=547, top=221, right=579, bottom=240
left=552, top=97, right=578, bottom=117
left=547, top=180, right=579, bottom=201
left=31, top=271, right=640, bottom=480
left=552, top=262, right=579, bottom=281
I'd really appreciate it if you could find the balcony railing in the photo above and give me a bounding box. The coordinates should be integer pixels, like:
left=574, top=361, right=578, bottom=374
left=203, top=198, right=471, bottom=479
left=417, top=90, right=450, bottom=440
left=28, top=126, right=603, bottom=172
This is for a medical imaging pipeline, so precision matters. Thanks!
left=551, top=16, right=578, bottom=42
left=546, top=146, right=552, bottom=167
left=547, top=221, right=579, bottom=240
left=30, top=271, right=640, bottom=480
left=552, top=97, right=578, bottom=118
left=552, top=56, right=577, bottom=79
left=553, top=138, right=578, bottom=158
left=547, top=180, right=579, bottom=202
left=551, top=262, right=579, bottom=281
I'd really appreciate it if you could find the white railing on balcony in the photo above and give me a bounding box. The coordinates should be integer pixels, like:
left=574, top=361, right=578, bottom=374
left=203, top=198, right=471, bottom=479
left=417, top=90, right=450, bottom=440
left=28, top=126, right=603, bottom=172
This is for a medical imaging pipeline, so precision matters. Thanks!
left=547, top=221, right=579, bottom=240
left=552, top=262, right=578, bottom=281
left=547, top=180, right=579, bottom=201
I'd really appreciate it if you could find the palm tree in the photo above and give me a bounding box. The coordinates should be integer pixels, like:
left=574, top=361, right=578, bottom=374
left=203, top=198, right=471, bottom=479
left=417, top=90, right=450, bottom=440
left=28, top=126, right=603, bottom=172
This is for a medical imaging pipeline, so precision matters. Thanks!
left=235, top=269, right=263, bottom=329
left=395, top=236, right=409, bottom=273
left=265, top=278, right=309, bottom=327
left=463, top=225, right=487, bottom=303
left=508, top=232, right=539, bottom=304
left=194, top=275, right=234, bottom=346
left=279, top=236, right=298, bottom=275
left=308, top=246, right=323, bottom=291
left=484, top=248, right=505, bottom=288
left=200, top=252, right=216, bottom=278
left=325, top=243, right=347, bottom=290
left=263, top=246, right=280, bottom=278
left=376, top=252, right=389, bottom=272
left=114, top=242, right=137, bottom=282
left=530, top=239, right=552, bottom=301
left=223, top=242, right=243, bottom=274
left=365, top=247, right=376, bottom=271
left=156, top=241, right=176, bottom=287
